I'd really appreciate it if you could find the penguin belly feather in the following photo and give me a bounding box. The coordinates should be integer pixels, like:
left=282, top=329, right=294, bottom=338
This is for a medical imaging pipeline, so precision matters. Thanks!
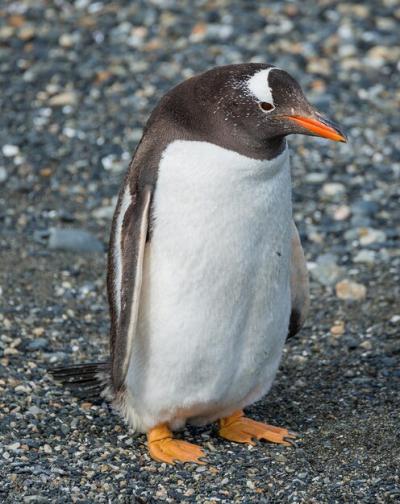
left=122, top=140, right=293, bottom=432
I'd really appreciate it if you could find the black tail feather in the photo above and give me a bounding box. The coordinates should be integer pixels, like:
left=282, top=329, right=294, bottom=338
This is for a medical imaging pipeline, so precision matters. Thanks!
left=50, top=361, right=110, bottom=402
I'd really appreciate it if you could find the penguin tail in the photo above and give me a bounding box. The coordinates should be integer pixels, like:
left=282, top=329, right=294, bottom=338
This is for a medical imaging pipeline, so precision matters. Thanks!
left=49, top=362, right=111, bottom=402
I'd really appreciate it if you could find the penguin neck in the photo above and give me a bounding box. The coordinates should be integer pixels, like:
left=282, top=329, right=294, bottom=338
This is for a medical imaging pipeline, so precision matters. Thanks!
left=179, top=121, right=287, bottom=161
left=224, top=134, right=287, bottom=161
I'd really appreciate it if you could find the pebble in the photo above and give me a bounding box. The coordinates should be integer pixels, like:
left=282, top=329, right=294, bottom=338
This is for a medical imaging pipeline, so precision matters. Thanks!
left=18, top=25, right=35, bottom=41
left=26, top=406, right=44, bottom=416
left=37, top=227, right=104, bottom=253
left=0, top=166, right=7, bottom=183
left=353, top=250, right=376, bottom=264
left=7, top=442, right=21, bottom=451
left=310, top=254, right=345, bottom=286
left=336, top=279, right=367, bottom=300
left=101, top=154, right=126, bottom=173
left=330, top=321, right=345, bottom=336
left=322, top=182, right=346, bottom=197
left=2, top=144, right=19, bottom=157
left=333, top=205, right=351, bottom=221
left=48, top=92, right=78, bottom=106
left=305, top=172, right=327, bottom=184
left=26, top=338, right=48, bottom=351
left=351, top=200, right=379, bottom=216
left=59, top=33, right=77, bottom=48
left=359, top=228, right=387, bottom=246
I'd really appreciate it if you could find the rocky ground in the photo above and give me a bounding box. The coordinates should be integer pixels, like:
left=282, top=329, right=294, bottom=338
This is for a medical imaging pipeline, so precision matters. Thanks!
left=1, top=0, right=399, bottom=502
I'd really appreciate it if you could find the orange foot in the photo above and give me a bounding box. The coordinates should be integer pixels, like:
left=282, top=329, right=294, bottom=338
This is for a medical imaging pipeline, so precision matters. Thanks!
left=147, top=423, right=206, bottom=465
left=218, top=410, right=296, bottom=446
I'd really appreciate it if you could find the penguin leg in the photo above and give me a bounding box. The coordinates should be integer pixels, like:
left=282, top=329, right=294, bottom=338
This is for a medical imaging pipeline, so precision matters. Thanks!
left=218, top=410, right=296, bottom=446
left=147, top=424, right=206, bottom=464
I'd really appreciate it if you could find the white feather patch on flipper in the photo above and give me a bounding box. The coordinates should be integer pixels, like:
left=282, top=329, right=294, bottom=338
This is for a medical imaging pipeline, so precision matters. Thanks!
left=121, top=187, right=152, bottom=381
left=114, top=185, right=132, bottom=321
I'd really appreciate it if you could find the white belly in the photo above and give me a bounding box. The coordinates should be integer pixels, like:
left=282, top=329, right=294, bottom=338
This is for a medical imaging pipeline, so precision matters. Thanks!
left=125, top=140, right=292, bottom=431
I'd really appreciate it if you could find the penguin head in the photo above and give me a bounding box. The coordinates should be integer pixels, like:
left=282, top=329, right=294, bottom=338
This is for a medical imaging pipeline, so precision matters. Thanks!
left=172, top=63, right=346, bottom=158
left=236, top=64, right=347, bottom=144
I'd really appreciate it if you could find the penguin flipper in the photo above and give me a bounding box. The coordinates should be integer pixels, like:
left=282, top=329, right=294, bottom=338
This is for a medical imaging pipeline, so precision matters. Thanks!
left=288, top=221, right=310, bottom=338
left=108, top=183, right=152, bottom=392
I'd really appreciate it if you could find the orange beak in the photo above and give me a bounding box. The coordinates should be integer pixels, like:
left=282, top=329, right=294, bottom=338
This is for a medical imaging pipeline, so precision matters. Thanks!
left=286, top=115, right=347, bottom=143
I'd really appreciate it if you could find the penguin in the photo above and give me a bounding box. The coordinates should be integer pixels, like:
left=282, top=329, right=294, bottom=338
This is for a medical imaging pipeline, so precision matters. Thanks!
left=52, top=63, right=346, bottom=464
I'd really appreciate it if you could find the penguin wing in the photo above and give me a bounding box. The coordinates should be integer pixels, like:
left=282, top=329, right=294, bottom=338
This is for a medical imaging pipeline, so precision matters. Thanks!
left=108, top=183, right=152, bottom=391
left=288, top=221, right=310, bottom=338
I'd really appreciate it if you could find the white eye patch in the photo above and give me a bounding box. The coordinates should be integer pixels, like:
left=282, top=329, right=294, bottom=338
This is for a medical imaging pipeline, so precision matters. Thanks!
left=247, top=68, right=276, bottom=110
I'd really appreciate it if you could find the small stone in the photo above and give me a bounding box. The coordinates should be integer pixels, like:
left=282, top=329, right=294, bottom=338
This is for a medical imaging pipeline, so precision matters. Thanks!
left=2, top=144, right=19, bottom=157
left=0, top=166, right=7, bottom=182
left=351, top=200, right=379, bottom=216
left=49, top=91, right=77, bottom=106
left=305, top=172, right=327, bottom=184
left=156, top=488, right=167, bottom=498
left=43, top=444, right=52, bottom=454
left=32, top=327, right=45, bottom=337
left=336, top=279, right=367, bottom=300
left=101, top=154, right=126, bottom=173
left=310, top=254, right=345, bottom=286
left=8, top=14, right=26, bottom=27
left=322, top=182, right=346, bottom=197
left=59, top=33, right=75, bottom=48
left=4, top=347, right=18, bottom=356
left=333, top=205, right=351, bottom=221
left=26, top=405, right=44, bottom=416
left=18, top=25, right=35, bottom=41
left=15, top=384, right=31, bottom=393
left=353, top=250, right=376, bottom=264
left=40, top=167, right=52, bottom=177
left=0, top=26, right=14, bottom=39
left=26, top=338, right=48, bottom=351
left=390, top=315, right=400, bottom=324
left=360, top=340, right=372, bottom=350
left=191, top=22, right=207, bottom=39
left=7, top=442, right=20, bottom=451
left=246, top=480, right=255, bottom=490
left=358, top=228, right=386, bottom=246
left=331, top=321, right=345, bottom=336
left=44, top=227, right=103, bottom=253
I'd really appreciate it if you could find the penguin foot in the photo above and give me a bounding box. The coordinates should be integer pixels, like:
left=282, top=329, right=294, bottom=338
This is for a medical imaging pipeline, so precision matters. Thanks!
left=147, top=423, right=206, bottom=465
left=218, top=410, right=296, bottom=446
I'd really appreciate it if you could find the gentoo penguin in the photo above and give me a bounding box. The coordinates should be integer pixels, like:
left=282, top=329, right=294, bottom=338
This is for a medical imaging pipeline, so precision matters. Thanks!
left=52, top=63, right=346, bottom=464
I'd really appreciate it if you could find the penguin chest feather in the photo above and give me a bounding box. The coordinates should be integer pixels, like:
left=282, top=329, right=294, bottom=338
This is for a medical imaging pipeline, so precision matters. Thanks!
left=126, top=140, right=293, bottom=431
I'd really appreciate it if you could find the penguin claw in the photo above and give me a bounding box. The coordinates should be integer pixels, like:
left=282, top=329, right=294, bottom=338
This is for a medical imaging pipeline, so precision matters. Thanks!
left=147, top=424, right=206, bottom=465
left=218, top=410, right=297, bottom=447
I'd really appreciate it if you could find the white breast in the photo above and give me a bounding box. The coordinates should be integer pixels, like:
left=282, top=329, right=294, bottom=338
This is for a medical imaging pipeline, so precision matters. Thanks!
left=125, top=140, right=293, bottom=432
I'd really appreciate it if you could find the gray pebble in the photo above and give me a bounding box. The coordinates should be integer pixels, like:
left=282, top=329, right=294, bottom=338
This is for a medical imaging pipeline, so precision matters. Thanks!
left=310, top=253, right=345, bottom=286
left=0, top=166, right=7, bottom=183
left=35, top=228, right=104, bottom=253
left=26, top=338, right=48, bottom=351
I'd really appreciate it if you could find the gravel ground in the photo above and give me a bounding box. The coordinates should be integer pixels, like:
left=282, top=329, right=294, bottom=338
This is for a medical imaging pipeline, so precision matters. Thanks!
left=1, top=0, right=399, bottom=502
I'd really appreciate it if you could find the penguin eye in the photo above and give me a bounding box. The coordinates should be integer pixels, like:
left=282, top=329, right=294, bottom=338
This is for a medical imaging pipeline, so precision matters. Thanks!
left=259, top=102, right=274, bottom=112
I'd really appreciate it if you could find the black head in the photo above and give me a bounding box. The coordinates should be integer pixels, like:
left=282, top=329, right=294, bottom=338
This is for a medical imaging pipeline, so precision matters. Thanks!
left=160, top=63, right=347, bottom=160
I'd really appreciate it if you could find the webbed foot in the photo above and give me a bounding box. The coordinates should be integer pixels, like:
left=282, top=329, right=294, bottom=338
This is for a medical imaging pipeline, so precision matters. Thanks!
left=147, top=424, right=206, bottom=464
left=218, top=410, right=296, bottom=446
